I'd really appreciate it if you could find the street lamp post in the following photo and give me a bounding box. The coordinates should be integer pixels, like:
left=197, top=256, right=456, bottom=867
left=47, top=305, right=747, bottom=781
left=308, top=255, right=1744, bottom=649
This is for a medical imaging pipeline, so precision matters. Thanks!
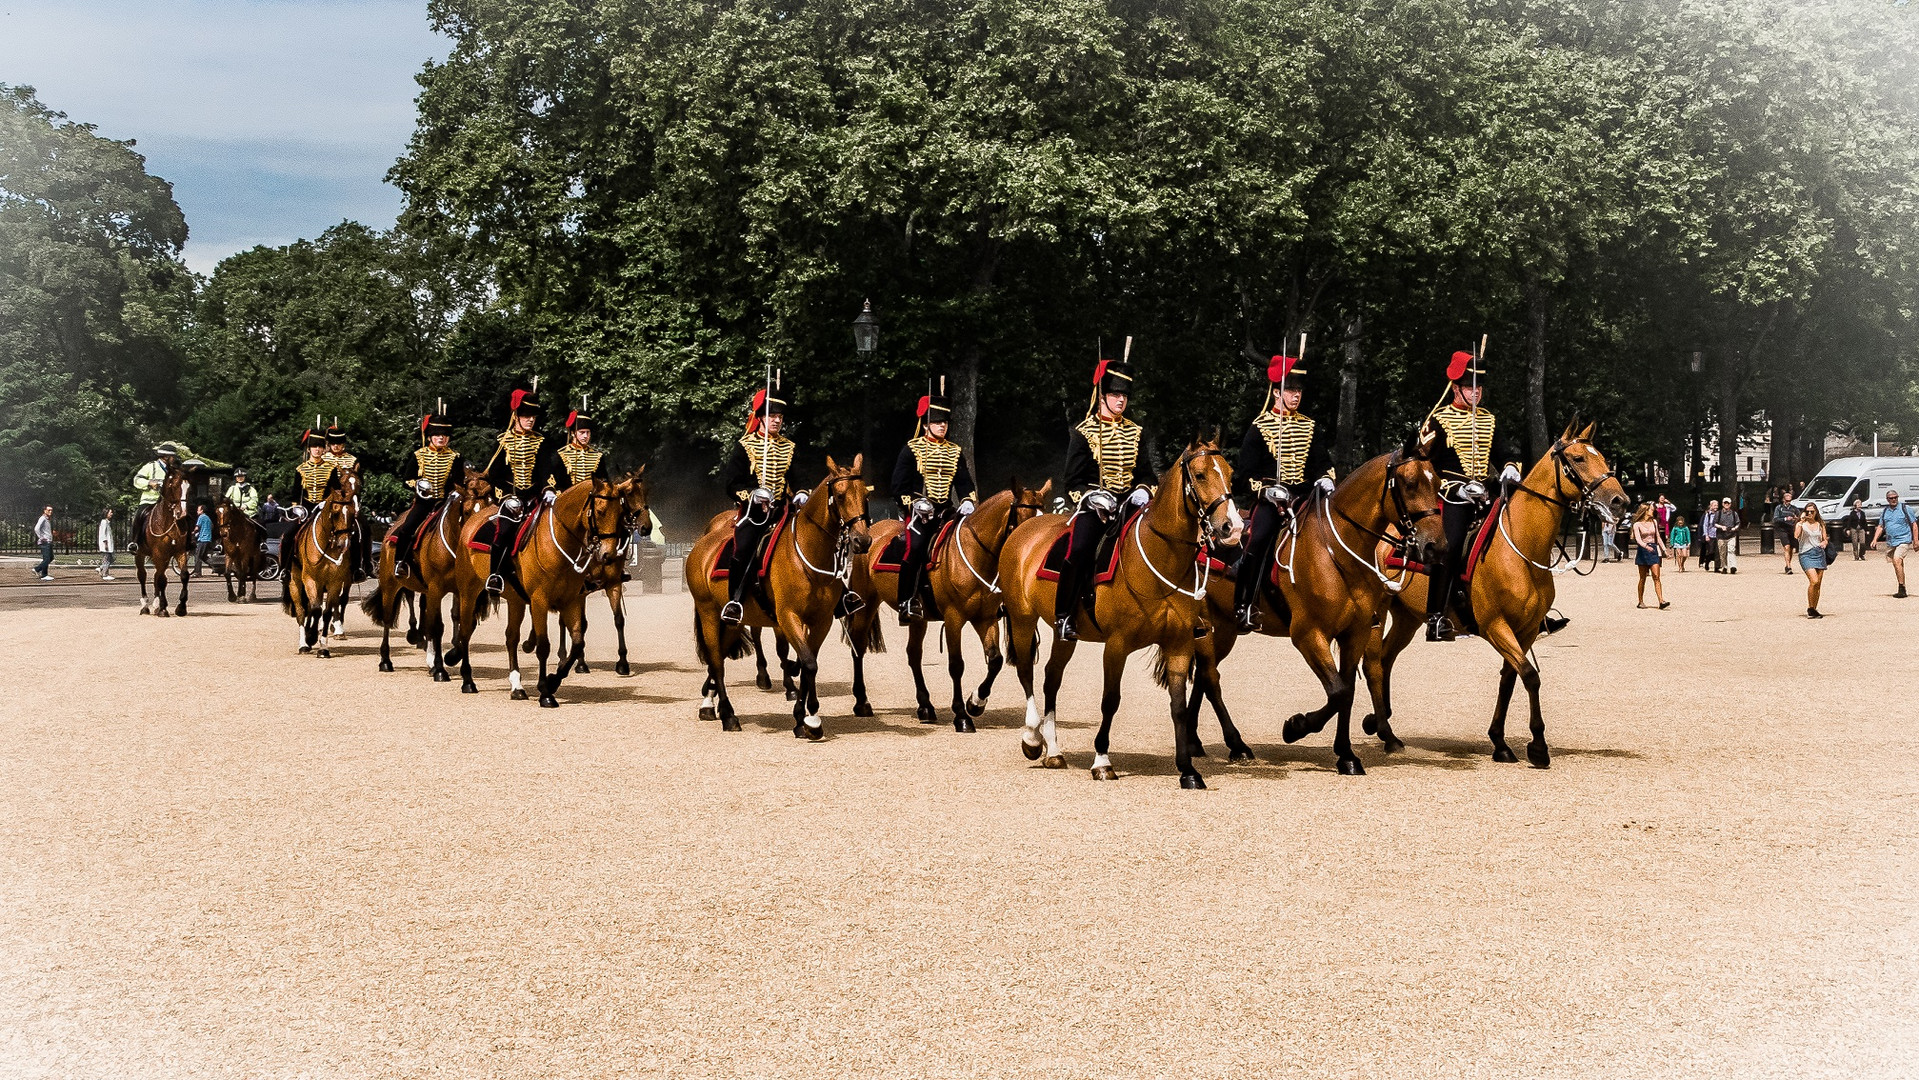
left=853, top=300, right=879, bottom=357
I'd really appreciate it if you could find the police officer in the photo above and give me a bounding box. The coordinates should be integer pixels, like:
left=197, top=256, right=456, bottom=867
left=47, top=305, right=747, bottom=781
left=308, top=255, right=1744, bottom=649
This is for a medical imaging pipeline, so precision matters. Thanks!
left=720, top=375, right=797, bottom=625
left=392, top=411, right=468, bottom=579
left=130, top=442, right=181, bottom=551
left=556, top=404, right=610, bottom=487
left=224, top=468, right=260, bottom=518
left=1423, top=348, right=1521, bottom=641
left=1232, top=352, right=1333, bottom=632
left=480, top=388, right=561, bottom=595
left=1055, top=354, right=1156, bottom=641
left=890, top=384, right=976, bottom=624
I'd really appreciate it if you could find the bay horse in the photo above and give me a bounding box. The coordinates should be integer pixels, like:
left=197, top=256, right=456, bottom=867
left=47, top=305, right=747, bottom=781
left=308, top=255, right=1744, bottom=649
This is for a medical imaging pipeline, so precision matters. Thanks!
left=558, top=467, right=652, bottom=677
left=449, top=472, right=649, bottom=706
left=686, top=456, right=872, bottom=738
left=282, top=468, right=359, bottom=657
left=998, top=435, right=1242, bottom=788
left=843, top=481, right=1052, bottom=731
left=133, top=465, right=193, bottom=616
left=1360, top=421, right=1628, bottom=767
left=1185, top=424, right=1448, bottom=775
left=362, top=466, right=493, bottom=680
left=216, top=499, right=267, bottom=603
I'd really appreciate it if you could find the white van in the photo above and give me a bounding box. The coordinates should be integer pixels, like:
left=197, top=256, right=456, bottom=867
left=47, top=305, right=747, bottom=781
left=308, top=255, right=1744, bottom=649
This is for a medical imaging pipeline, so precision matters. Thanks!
left=1795, top=457, right=1919, bottom=527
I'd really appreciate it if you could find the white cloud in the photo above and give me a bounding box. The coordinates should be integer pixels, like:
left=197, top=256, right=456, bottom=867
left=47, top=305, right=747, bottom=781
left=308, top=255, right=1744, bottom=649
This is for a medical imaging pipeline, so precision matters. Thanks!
left=0, top=0, right=446, bottom=273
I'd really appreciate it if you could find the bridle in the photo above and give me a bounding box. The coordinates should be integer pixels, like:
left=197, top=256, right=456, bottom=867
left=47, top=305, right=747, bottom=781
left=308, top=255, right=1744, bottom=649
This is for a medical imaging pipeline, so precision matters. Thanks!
left=1323, top=448, right=1442, bottom=591
left=1134, top=447, right=1233, bottom=601
left=794, top=472, right=867, bottom=585
left=954, top=493, right=1045, bottom=595
left=1499, top=439, right=1618, bottom=575
left=305, top=488, right=354, bottom=567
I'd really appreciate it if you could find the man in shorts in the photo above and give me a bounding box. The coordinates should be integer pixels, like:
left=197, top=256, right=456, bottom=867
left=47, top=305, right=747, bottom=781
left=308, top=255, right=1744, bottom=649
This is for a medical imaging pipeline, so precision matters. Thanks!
left=1872, top=489, right=1916, bottom=598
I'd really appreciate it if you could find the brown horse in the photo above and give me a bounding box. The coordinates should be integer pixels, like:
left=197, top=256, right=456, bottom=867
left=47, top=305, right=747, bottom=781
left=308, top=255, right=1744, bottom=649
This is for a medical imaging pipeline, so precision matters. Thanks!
left=686, top=456, right=872, bottom=738
left=558, top=468, right=652, bottom=677
left=1186, top=426, right=1448, bottom=775
left=361, top=466, right=493, bottom=679
left=133, top=465, right=194, bottom=616
left=999, top=436, right=1242, bottom=788
left=449, top=472, right=649, bottom=706
left=843, top=481, right=1052, bottom=731
left=216, top=500, right=267, bottom=603
left=282, top=468, right=359, bottom=657
left=1360, top=422, right=1628, bottom=767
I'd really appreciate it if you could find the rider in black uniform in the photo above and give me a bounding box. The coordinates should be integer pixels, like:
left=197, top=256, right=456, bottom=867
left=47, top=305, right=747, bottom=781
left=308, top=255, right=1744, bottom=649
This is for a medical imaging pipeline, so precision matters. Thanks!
left=556, top=405, right=611, bottom=487
left=720, top=375, right=798, bottom=625
left=1231, top=352, right=1334, bottom=632
left=1055, top=355, right=1156, bottom=642
left=392, top=411, right=468, bottom=579
left=1423, top=349, right=1522, bottom=641
left=890, top=385, right=977, bottom=624
left=481, top=388, right=562, bottom=596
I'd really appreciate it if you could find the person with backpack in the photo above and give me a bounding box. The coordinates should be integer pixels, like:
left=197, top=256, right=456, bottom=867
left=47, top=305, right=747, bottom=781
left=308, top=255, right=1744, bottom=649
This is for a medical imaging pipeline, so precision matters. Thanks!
left=1872, top=489, right=1916, bottom=598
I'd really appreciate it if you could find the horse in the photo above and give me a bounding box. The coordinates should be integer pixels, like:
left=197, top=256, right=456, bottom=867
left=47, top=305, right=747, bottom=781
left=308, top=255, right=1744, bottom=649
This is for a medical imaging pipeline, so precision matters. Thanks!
left=686, top=456, right=872, bottom=738
left=1185, top=424, right=1448, bottom=775
left=215, top=499, right=267, bottom=603
left=132, top=464, right=193, bottom=616
left=361, top=466, right=493, bottom=679
left=557, top=467, right=652, bottom=677
left=842, top=481, right=1052, bottom=731
left=282, top=468, right=360, bottom=657
left=446, top=472, right=649, bottom=706
left=1359, top=421, right=1628, bottom=767
left=998, top=435, right=1242, bottom=788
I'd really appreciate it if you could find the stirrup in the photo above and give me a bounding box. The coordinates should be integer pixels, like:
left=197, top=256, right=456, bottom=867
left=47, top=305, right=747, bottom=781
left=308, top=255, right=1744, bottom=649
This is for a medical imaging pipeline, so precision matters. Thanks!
left=484, top=573, right=506, bottom=595
left=1425, top=614, right=1456, bottom=643
left=1055, top=616, right=1078, bottom=642
left=720, top=600, right=745, bottom=624
left=1233, top=603, right=1259, bottom=633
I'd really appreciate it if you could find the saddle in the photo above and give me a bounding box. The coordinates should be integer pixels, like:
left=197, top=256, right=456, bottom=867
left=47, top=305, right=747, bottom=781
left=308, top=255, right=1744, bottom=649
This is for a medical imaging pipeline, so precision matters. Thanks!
left=871, top=518, right=958, bottom=574
left=708, top=507, right=792, bottom=581
left=465, top=501, right=544, bottom=557
left=1036, top=507, right=1143, bottom=586
left=1383, top=496, right=1503, bottom=586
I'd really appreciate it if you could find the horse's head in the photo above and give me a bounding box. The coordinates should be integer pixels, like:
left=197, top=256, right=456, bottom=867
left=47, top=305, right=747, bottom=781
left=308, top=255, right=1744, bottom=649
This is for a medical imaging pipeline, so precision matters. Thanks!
left=614, top=465, right=651, bottom=538
left=1011, top=477, right=1051, bottom=530
left=1555, top=419, right=1630, bottom=525
left=1389, top=418, right=1448, bottom=564
left=460, top=467, right=495, bottom=511
left=822, top=454, right=871, bottom=554
left=1177, top=431, right=1241, bottom=547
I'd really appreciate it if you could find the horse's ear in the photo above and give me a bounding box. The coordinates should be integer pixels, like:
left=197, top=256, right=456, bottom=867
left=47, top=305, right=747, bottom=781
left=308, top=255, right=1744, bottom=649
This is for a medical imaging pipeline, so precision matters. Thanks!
left=1039, top=478, right=1054, bottom=498
left=850, top=452, right=863, bottom=476
left=1211, top=425, right=1222, bottom=447
left=825, top=454, right=839, bottom=474
left=633, top=463, right=646, bottom=478
left=1578, top=421, right=1596, bottom=441
left=1561, top=415, right=1578, bottom=442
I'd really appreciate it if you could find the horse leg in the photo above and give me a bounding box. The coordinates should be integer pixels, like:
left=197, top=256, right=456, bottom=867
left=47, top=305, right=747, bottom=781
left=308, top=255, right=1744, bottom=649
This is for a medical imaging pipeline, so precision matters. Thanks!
left=225, top=564, right=236, bottom=603
left=1089, top=639, right=1129, bottom=781
left=505, top=596, right=528, bottom=700
left=611, top=588, right=630, bottom=676
left=782, top=614, right=823, bottom=741
left=153, top=561, right=170, bottom=618
left=1012, top=613, right=1056, bottom=765
left=425, top=586, right=450, bottom=682
left=377, top=587, right=395, bottom=672
left=173, top=551, right=189, bottom=616
left=569, top=613, right=591, bottom=675
left=1361, top=607, right=1417, bottom=752
left=317, top=593, right=336, bottom=659
left=751, top=627, right=773, bottom=691
left=535, top=600, right=573, bottom=708
left=1193, top=647, right=1254, bottom=763
left=907, top=619, right=936, bottom=723
left=1488, top=661, right=1521, bottom=763
left=1030, top=632, right=1074, bottom=770
left=776, top=634, right=799, bottom=700
left=1161, top=646, right=1207, bottom=789
left=946, top=617, right=974, bottom=731
left=1280, top=628, right=1349, bottom=751
left=136, top=553, right=151, bottom=614
left=405, top=591, right=422, bottom=647
left=848, top=618, right=873, bottom=719
left=966, top=614, right=1002, bottom=725
left=1522, top=663, right=1549, bottom=768
left=1328, top=629, right=1367, bottom=776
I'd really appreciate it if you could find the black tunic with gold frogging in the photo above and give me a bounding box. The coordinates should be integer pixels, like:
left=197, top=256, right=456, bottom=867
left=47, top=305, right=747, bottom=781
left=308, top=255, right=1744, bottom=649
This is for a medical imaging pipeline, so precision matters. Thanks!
left=892, top=436, right=975, bottom=506
left=401, top=446, right=465, bottom=499
left=556, top=443, right=607, bottom=487
left=1064, top=416, right=1155, bottom=501
left=486, top=429, right=559, bottom=498
left=725, top=433, right=797, bottom=501
left=1236, top=410, right=1332, bottom=494
left=295, top=458, right=339, bottom=505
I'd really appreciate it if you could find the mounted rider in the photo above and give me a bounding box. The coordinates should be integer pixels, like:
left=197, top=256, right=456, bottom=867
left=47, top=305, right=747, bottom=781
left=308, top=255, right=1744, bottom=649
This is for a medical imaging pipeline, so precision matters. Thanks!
left=1423, top=346, right=1522, bottom=641
left=890, top=381, right=977, bottom=624
left=481, top=387, right=562, bottom=596
left=282, top=428, right=341, bottom=573
left=1232, top=348, right=1334, bottom=632
left=320, top=421, right=370, bottom=581
left=720, top=372, right=797, bottom=625
left=392, top=409, right=469, bottom=579
left=1055, top=350, right=1157, bottom=642
left=556, top=401, right=611, bottom=487
left=223, top=468, right=260, bottom=518
left=130, top=442, right=182, bottom=551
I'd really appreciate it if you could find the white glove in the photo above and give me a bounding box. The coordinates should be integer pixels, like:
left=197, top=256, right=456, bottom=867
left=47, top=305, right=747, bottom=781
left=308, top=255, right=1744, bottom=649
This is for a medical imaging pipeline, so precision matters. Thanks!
left=1080, top=490, right=1118, bottom=515
left=501, top=496, right=523, bottom=516
left=542, top=489, right=558, bottom=506
left=958, top=499, right=976, bottom=516
left=1127, top=487, right=1151, bottom=509
left=910, top=498, right=934, bottom=519
left=1500, top=463, right=1522, bottom=484
left=1261, top=484, right=1291, bottom=505
left=415, top=479, right=434, bottom=498
left=1462, top=481, right=1488, bottom=502
left=750, top=486, right=773, bottom=506
left=1316, top=476, right=1336, bottom=495
left=790, top=490, right=810, bottom=507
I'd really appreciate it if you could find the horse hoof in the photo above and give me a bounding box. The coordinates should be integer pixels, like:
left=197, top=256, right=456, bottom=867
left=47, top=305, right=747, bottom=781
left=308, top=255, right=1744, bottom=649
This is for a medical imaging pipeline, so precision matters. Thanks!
left=854, top=702, right=874, bottom=718
left=510, top=689, right=528, bottom=701
left=1281, top=714, right=1308, bottom=744
left=1492, top=745, right=1518, bottom=763
left=539, top=696, right=559, bottom=709
left=378, top=660, right=394, bottom=673
left=1041, top=755, right=1067, bottom=770
left=1179, top=773, right=1207, bottom=790
left=1090, top=764, right=1117, bottom=781
left=1379, top=736, right=1405, bottom=754
left=756, top=672, right=773, bottom=691
left=1527, top=741, right=1551, bottom=769
left=721, top=716, right=742, bottom=732
left=1228, top=750, right=1256, bottom=764
left=317, top=649, right=330, bottom=659
left=1361, top=713, right=1378, bottom=735
left=698, top=706, right=717, bottom=722
left=156, top=609, right=170, bottom=619
left=432, top=670, right=450, bottom=683
left=614, top=661, right=631, bottom=676
left=538, top=677, right=561, bottom=697
left=785, top=688, right=797, bottom=701
left=1338, top=757, right=1366, bottom=776
left=443, top=649, right=465, bottom=667
left=1021, top=739, right=1043, bottom=761
left=917, top=705, right=939, bottom=724
left=576, top=660, right=591, bottom=674
left=955, top=717, right=977, bottom=734
left=461, top=682, right=478, bottom=695
left=966, top=699, right=986, bottom=718
left=794, top=721, right=823, bottom=741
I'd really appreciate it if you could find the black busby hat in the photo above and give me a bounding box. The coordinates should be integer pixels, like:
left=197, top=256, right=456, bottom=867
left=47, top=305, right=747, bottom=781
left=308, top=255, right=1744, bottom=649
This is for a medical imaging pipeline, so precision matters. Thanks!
left=301, top=428, right=327, bottom=449
left=565, top=393, right=594, bottom=432
left=1095, top=357, right=1134, bottom=397
left=918, top=394, right=952, bottom=422
left=747, top=370, right=789, bottom=433
left=324, top=417, right=348, bottom=444
left=1447, top=349, right=1486, bottom=383
left=509, top=388, right=544, bottom=417
left=421, top=412, right=453, bottom=436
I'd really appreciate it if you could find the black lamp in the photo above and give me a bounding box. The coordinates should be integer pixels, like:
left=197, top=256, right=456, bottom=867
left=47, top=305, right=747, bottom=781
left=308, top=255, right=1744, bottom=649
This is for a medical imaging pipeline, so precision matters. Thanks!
left=852, top=300, right=879, bottom=356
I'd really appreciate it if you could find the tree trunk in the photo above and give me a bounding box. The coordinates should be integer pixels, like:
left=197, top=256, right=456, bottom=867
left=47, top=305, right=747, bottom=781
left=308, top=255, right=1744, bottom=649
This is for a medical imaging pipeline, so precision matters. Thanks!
left=951, top=231, right=1001, bottom=457
left=1335, top=310, right=1363, bottom=475
left=1525, top=278, right=1550, bottom=462
left=1718, top=368, right=1741, bottom=500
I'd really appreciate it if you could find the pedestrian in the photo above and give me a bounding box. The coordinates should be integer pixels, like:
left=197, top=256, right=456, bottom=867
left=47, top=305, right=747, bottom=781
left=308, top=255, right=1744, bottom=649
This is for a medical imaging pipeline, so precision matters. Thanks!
left=1670, top=515, right=1692, bottom=572
left=1846, top=498, right=1870, bottom=560
left=260, top=493, right=283, bottom=524
left=1773, top=490, right=1799, bottom=574
left=1872, top=488, right=1916, bottom=598
left=1701, top=499, right=1720, bottom=572
left=97, top=508, right=117, bottom=580
left=1601, top=509, right=1622, bottom=562
left=32, top=505, right=55, bottom=581
left=1796, top=503, right=1829, bottom=618
left=1632, top=504, right=1670, bottom=609
left=1653, top=493, right=1675, bottom=538
left=1718, top=500, right=1741, bottom=574
left=192, top=502, right=214, bottom=577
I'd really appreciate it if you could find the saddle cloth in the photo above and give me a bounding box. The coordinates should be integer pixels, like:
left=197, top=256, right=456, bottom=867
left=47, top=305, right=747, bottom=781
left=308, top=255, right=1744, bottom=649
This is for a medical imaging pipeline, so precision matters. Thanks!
left=708, top=507, right=792, bottom=581
left=1036, top=508, right=1143, bottom=586
left=871, top=518, right=958, bottom=574
left=466, top=502, right=544, bottom=556
left=1382, top=496, right=1504, bottom=585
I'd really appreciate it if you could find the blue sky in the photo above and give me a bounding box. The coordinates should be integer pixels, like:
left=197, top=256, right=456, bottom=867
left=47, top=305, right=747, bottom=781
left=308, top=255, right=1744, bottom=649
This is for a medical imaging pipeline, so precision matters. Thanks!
left=0, top=1, right=445, bottom=273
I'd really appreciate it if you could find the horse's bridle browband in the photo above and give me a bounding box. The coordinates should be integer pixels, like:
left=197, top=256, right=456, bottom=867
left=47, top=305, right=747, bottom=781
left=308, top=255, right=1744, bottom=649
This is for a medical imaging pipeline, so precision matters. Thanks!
left=1511, top=441, right=1615, bottom=515
left=1179, top=449, right=1234, bottom=549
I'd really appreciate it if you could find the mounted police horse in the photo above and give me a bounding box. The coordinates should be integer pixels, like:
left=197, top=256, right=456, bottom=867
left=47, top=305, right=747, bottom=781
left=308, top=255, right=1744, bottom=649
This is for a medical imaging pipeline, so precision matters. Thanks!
left=133, top=464, right=193, bottom=617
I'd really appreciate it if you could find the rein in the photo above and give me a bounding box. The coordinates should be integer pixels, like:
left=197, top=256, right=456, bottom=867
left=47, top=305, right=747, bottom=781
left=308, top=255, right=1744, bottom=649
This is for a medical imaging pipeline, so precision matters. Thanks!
left=305, top=497, right=353, bottom=567
left=791, top=473, right=863, bottom=587
left=953, top=498, right=1043, bottom=596
left=1134, top=449, right=1227, bottom=601
left=1497, top=443, right=1612, bottom=576
left=1321, top=451, right=1435, bottom=592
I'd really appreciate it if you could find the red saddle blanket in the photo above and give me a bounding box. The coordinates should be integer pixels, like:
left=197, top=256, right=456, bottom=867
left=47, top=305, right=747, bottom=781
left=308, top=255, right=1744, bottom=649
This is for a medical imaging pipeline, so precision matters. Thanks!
left=1036, top=510, right=1142, bottom=585
left=1381, top=497, right=1504, bottom=584
left=871, top=519, right=959, bottom=574
left=708, top=508, right=792, bottom=581
left=466, top=502, right=544, bottom=555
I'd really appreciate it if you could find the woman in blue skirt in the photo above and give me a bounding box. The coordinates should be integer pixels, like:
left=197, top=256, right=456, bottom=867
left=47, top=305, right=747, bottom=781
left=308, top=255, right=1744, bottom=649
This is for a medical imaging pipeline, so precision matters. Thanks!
left=1632, top=503, right=1670, bottom=609
left=1795, top=504, right=1829, bottom=618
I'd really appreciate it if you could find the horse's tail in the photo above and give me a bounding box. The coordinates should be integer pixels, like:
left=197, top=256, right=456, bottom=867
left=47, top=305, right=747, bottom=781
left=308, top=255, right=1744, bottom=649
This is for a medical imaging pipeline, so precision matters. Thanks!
left=1149, top=646, right=1173, bottom=689
left=840, top=613, right=886, bottom=655
left=693, top=608, right=752, bottom=665
left=359, top=584, right=398, bottom=628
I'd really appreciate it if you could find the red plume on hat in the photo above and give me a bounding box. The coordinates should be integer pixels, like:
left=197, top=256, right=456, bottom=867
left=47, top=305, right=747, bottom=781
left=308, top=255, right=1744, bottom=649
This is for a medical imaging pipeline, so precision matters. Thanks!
left=510, top=388, right=529, bottom=413
left=1447, top=351, right=1473, bottom=381
left=565, top=410, right=579, bottom=430
left=1093, top=359, right=1109, bottom=386
left=1268, top=355, right=1299, bottom=383
left=747, top=388, right=768, bottom=433
left=916, top=395, right=932, bottom=417
left=420, top=415, right=431, bottom=433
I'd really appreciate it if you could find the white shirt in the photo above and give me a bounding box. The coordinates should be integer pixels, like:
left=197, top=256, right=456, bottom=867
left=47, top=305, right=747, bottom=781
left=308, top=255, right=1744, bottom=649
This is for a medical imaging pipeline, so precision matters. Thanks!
left=33, top=516, right=54, bottom=544
left=99, top=519, right=115, bottom=552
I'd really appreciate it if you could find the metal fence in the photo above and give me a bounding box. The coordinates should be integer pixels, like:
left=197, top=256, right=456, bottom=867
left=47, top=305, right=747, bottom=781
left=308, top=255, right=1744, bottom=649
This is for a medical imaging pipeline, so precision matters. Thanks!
left=0, top=506, right=131, bottom=555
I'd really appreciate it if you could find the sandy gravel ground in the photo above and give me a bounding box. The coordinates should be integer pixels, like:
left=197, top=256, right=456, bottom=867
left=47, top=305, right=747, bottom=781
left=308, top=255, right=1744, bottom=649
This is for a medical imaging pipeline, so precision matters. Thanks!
left=3, top=558, right=1916, bottom=1078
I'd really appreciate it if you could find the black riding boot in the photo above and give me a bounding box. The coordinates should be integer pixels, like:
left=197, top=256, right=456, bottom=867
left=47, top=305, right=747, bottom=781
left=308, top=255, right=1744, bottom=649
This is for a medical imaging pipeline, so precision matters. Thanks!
left=897, top=517, right=933, bottom=624
left=722, top=514, right=768, bottom=624
left=1425, top=497, right=1474, bottom=641
left=1232, top=500, right=1282, bottom=633
left=1054, top=511, right=1103, bottom=641
left=131, top=506, right=152, bottom=553
left=485, top=512, right=519, bottom=595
